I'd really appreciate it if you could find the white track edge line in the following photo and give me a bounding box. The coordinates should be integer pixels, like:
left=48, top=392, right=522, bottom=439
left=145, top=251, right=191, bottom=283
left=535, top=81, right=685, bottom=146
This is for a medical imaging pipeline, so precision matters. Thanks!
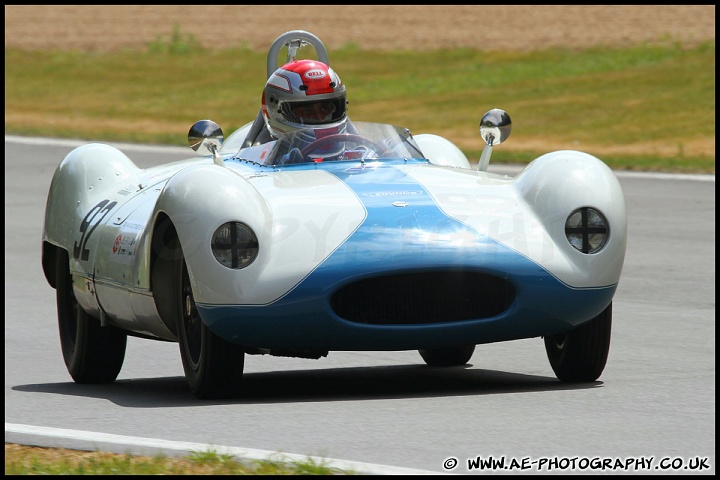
left=5, top=423, right=443, bottom=475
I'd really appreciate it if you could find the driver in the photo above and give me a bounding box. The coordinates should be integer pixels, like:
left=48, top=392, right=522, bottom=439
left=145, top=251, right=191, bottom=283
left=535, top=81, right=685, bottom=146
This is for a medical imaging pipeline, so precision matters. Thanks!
left=262, top=59, right=358, bottom=163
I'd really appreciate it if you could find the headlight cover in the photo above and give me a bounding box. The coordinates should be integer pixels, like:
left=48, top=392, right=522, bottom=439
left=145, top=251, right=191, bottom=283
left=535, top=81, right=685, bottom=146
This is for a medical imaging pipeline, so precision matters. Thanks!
left=211, top=222, right=259, bottom=269
left=565, top=207, right=609, bottom=254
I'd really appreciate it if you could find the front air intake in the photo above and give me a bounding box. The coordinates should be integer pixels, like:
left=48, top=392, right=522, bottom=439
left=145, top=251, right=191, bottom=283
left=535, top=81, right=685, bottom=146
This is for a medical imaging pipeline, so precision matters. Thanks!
left=330, top=270, right=514, bottom=325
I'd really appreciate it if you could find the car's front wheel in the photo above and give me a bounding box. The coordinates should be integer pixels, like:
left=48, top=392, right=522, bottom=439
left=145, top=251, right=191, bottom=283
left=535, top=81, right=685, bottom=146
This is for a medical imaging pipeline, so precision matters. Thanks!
left=177, top=256, right=245, bottom=399
left=544, top=302, right=612, bottom=382
left=419, top=345, right=475, bottom=366
left=56, top=250, right=127, bottom=383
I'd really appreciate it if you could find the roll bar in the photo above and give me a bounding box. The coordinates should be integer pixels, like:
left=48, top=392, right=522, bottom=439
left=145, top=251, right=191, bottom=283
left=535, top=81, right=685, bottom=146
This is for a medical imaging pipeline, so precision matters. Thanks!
left=266, top=30, right=330, bottom=79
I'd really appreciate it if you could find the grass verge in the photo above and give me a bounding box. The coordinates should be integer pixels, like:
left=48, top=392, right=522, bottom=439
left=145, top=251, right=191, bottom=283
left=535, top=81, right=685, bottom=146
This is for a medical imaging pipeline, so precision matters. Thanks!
left=5, top=443, right=355, bottom=475
left=4, top=32, right=715, bottom=173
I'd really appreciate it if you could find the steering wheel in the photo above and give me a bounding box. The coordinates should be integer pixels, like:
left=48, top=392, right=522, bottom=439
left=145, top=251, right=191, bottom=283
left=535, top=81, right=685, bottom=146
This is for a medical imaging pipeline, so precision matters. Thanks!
left=300, top=134, right=388, bottom=158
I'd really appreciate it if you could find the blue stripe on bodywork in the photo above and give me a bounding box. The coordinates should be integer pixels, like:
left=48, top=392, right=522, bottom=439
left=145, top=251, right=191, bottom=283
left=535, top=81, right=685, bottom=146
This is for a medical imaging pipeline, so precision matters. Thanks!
left=198, top=160, right=616, bottom=350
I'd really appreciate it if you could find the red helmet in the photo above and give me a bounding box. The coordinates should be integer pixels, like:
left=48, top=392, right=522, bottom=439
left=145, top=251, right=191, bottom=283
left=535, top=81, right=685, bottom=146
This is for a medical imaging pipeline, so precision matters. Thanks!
left=262, top=59, right=347, bottom=144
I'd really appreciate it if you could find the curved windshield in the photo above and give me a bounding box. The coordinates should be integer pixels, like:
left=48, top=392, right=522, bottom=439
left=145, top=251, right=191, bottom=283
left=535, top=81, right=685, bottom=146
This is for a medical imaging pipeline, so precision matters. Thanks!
left=262, top=121, right=426, bottom=165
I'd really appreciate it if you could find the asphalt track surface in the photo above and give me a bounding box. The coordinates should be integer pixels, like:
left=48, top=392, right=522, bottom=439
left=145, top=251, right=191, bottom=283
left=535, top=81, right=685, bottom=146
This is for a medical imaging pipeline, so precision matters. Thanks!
left=4, top=136, right=715, bottom=474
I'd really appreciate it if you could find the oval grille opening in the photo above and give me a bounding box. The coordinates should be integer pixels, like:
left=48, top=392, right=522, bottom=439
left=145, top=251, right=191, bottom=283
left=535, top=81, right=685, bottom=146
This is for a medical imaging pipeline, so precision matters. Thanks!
left=331, top=271, right=514, bottom=325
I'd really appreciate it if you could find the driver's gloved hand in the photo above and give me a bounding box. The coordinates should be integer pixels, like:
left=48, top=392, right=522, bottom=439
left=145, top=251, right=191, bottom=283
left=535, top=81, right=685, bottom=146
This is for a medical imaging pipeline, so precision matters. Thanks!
left=342, top=147, right=378, bottom=160
left=281, top=148, right=305, bottom=164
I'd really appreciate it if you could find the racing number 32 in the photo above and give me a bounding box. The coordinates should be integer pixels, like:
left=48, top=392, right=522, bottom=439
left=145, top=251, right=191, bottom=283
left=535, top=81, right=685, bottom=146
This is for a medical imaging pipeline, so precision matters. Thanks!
left=73, top=199, right=117, bottom=261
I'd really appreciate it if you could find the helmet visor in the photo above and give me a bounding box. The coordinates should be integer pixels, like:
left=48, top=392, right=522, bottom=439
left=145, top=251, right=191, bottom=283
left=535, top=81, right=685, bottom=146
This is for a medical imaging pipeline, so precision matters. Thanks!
left=280, top=97, right=346, bottom=126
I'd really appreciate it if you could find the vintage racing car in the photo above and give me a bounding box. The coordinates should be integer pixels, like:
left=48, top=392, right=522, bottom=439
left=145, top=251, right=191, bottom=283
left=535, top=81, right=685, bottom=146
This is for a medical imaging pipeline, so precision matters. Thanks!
left=42, top=30, right=627, bottom=398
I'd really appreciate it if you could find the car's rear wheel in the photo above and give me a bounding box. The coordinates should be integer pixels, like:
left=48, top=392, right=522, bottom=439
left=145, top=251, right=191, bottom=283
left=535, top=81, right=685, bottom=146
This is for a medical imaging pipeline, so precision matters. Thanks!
left=419, top=345, right=475, bottom=366
left=56, top=250, right=127, bottom=383
left=544, top=302, right=612, bottom=382
left=177, top=256, right=245, bottom=399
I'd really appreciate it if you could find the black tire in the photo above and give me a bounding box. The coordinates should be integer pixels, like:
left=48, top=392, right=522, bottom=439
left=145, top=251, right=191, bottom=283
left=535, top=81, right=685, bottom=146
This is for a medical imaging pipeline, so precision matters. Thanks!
left=56, top=250, right=127, bottom=383
left=177, top=257, right=245, bottom=399
left=419, top=344, right=475, bottom=367
left=544, top=302, right=612, bottom=382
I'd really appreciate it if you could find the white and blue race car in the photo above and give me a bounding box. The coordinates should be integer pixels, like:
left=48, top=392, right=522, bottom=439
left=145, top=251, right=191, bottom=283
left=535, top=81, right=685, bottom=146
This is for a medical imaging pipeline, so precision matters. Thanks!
left=42, top=30, right=627, bottom=398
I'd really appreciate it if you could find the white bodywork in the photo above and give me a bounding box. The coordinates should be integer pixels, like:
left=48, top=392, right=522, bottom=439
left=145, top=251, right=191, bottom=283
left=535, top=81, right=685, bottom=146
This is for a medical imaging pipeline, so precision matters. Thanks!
left=43, top=135, right=626, bottom=343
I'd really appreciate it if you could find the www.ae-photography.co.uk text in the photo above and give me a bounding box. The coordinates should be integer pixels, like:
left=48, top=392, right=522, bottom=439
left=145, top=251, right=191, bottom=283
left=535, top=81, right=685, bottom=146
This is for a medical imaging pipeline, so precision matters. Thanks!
left=442, top=455, right=712, bottom=473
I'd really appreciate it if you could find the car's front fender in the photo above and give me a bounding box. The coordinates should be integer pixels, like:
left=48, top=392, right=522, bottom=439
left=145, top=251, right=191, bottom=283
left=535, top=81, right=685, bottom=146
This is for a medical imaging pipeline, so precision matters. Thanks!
left=153, top=164, right=273, bottom=304
left=512, top=150, right=627, bottom=289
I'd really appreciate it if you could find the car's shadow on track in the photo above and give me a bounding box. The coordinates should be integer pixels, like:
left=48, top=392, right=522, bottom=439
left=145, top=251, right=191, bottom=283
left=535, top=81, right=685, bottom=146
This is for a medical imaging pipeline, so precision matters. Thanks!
left=13, top=363, right=602, bottom=408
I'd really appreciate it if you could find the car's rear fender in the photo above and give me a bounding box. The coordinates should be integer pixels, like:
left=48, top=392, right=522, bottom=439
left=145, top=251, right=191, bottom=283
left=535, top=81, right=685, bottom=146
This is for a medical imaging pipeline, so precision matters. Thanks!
left=413, top=133, right=471, bottom=169
left=42, top=143, right=141, bottom=286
